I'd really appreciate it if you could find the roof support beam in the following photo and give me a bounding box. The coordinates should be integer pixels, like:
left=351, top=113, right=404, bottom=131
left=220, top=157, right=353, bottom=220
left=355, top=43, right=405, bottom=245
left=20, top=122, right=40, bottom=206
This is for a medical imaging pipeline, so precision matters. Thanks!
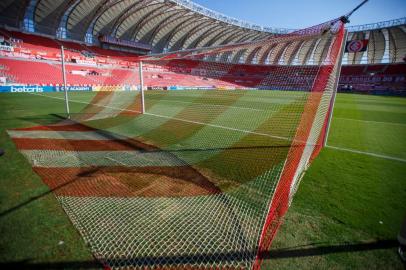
left=161, top=16, right=206, bottom=51
left=199, top=27, right=237, bottom=47
left=146, top=10, right=189, bottom=45
left=170, top=19, right=216, bottom=50
left=130, top=5, right=175, bottom=41
left=189, top=24, right=227, bottom=48
left=110, top=0, right=155, bottom=38
left=56, top=0, right=82, bottom=39
left=85, top=0, right=125, bottom=42
left=22, top=0, right=37, bottom=32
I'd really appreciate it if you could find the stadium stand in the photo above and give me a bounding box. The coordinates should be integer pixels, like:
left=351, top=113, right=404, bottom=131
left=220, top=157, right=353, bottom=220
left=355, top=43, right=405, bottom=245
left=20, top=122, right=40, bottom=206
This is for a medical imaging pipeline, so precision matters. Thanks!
left=1, top=16, right=405, bottom=95
left=340, top=64, right=406, bottom=95
left=2, top=28, right=403, bottom=93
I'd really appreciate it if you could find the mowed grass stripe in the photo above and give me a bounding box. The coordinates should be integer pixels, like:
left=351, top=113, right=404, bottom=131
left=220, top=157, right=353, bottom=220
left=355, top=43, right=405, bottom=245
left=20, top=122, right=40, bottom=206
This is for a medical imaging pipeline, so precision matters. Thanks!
left=20, top=149, right=188, bottom=168
left=12, top=138, right=157, bottom=151
left=138, top=90, right=251, bottom=147
left=27, top=92, right=177, bottom=135
left=82, top=90, right=221, bottom=134
left=86, top=92, right=139, bottom=121
left=137, top=90, right=304, bottom=150
left=31, top=91, right=405, bottom=163
left=118, top=90, right=167, bottom=115
left=76, top=91, right=116, bottom=121
left=329, top=93, right=406, bottom=160
left=30, top=91, right=302, bottom=143
left=14, top=122, right=95, bottom=131
left=196, top=97, right=307, bottom=186
left=155, top=98, right=265, bottom=112
left=7, top=130, right=128, bottom=140
left=82, top=91, right=176, bottom=130
left=22, top=90, right=307, bottom=196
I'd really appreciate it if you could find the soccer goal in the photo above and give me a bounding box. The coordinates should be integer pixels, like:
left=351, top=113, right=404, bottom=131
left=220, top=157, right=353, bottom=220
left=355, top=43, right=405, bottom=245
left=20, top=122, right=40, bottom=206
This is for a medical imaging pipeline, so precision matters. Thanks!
left=9, top=18, right=346, bottom=270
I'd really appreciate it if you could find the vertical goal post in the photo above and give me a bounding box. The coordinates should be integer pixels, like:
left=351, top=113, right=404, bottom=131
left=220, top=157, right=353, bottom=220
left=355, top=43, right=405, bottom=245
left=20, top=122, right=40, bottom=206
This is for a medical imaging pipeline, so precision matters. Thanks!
left=60, top=45, right=70, bottom=119
left=139, top=60, right=145, bottom=114
left=323, top=30, right=349, bottom=147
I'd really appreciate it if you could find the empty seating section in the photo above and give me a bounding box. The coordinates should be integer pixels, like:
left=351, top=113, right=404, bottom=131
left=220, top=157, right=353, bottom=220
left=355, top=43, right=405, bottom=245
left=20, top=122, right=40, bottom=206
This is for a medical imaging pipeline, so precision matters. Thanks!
left=340, top=64, right=406, bottom=95
left=0, top=58, right=140, bottom=86
left=0, top=29, right=405, bottom=94
left=1, top=58, right=62, bottom=84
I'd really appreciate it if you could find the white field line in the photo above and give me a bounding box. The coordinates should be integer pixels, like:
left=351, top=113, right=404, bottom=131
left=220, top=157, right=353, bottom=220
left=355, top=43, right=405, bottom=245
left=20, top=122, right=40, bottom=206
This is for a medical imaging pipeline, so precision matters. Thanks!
left=144, top=112, right=291, bottom=141
left=28, top=92, right=142, bottom=113
left=29, top=92, right=405, bottom=163
left=28, top=92, right=293, bottom=142
left=326, top=144, right=406, bottom=163
left=334, top=117, right=406, bottom=126
left=155, top=98, right=265, bottom=112
left=104, top=156, right=130, bottom=166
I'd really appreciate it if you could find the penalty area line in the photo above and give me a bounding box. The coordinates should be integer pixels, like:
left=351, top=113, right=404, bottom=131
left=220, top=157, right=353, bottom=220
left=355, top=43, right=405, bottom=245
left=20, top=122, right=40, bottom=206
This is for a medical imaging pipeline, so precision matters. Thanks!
left=156, top=98, right=265, bottom=112
left=28, top=92, right=294, bottom=142
left=28, top=92, right=143, bottom=113
left=326, top=144, right=406, bottom=163
left=144, top=112, right=291, bottom=142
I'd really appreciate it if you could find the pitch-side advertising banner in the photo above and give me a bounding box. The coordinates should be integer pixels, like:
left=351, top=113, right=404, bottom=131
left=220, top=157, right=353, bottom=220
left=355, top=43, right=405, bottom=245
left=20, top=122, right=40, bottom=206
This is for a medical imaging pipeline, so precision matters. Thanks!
left=0, top=85, right=93, bottom=93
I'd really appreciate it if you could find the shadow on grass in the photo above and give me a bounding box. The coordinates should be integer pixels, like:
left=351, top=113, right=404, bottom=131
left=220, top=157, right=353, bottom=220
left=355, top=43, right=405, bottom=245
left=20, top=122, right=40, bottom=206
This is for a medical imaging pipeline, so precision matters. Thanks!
left=16, top=114, right=67, bottom=126
left=0, top=167, right=100, bottom=218
left=0, top=239, right=398, bottom=269
left=2, top=114, right=291, bottom=218
left=0, top=143, right=291, bottom=218
left=264, top=239, right=398, bottom=259
left=0, top=259, right=102, bottom=269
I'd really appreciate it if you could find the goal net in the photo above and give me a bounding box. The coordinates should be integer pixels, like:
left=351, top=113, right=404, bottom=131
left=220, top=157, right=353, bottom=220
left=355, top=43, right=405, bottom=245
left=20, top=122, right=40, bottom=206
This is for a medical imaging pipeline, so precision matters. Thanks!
left=8, top=18, right=345, bottom=270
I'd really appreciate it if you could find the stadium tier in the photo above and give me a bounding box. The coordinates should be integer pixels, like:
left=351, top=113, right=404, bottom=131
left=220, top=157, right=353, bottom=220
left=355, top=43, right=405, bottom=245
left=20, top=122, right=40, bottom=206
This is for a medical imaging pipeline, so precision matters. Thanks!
left=339, top=63, right=406, bottom=95
left=1, top=28, right=405, bottom=95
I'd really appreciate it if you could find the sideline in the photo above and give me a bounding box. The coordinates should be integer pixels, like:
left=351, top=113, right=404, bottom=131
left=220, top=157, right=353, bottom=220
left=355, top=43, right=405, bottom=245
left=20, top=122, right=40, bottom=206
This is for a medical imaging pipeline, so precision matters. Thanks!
left=326, top=144, right=406, bottom=163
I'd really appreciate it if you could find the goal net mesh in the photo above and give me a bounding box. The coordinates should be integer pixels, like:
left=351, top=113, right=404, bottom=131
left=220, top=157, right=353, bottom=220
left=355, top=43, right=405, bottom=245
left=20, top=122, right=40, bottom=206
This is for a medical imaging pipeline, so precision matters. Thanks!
left=8, top=18, right=345, bottom=270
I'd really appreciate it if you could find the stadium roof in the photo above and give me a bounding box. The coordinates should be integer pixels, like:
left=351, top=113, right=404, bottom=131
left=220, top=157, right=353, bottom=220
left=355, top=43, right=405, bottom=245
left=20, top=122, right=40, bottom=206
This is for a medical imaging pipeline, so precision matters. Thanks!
left=0, top=0, right=405, bottom=64
left=0, top=0, right=277, bottom=52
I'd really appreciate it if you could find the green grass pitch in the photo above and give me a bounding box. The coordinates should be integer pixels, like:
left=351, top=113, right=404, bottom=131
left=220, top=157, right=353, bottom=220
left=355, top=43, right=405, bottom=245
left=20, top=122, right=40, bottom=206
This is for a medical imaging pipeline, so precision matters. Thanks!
left=0, top=91, right=405, bottom=269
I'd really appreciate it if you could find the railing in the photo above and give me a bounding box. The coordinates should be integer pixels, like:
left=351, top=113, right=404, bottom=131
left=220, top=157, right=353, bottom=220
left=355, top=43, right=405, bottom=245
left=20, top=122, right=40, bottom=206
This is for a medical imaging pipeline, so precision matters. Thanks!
left=170, top=1, right=405, bottom=34
left=347, top=17, right=406, bottom=32
left=169, top=0, right=294, bottom=34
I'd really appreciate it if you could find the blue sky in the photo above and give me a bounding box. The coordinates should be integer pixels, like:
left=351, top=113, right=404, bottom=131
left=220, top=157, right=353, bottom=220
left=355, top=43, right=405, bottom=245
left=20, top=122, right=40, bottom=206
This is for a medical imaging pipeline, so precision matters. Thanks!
left=192, top=0, right=406, bottom=29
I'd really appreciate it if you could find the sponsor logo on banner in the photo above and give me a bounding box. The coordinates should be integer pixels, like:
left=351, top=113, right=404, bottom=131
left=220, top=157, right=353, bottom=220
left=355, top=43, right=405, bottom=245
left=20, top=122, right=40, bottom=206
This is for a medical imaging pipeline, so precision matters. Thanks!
left=168, top=86, right=215, bottom=90
left=0, top=85, right=93, bottom=93
left=93, top=86, right=123, bottom=92
left=147, top=86, right=166, bottom=90
left=73, top=59, right=97, bottom=66
left=0, top=45, right=14, bottom=52
left=0, top=85, right=47, bottom=93
left=55, top=86, right=93, bottom=92
left=10, top=85, right=44, bottom=93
